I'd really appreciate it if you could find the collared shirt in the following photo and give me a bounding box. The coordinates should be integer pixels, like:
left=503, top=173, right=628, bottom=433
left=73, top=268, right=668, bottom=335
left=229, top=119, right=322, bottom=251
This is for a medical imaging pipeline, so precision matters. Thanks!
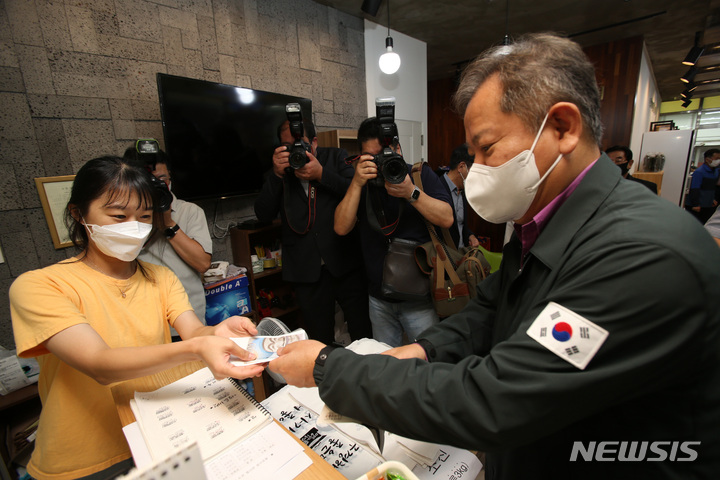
left=139, top=193, right=212, bottom=322
left=515, top=159, right=598, bottom=259
left=443, top=172, right=465, bottom=248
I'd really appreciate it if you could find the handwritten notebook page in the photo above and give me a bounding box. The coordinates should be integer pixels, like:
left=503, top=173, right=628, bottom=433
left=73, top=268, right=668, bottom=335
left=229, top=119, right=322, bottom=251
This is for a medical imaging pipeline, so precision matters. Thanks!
left=131, top=367, right=271, bottom=462
left=262, top=386, right=384, bottom=479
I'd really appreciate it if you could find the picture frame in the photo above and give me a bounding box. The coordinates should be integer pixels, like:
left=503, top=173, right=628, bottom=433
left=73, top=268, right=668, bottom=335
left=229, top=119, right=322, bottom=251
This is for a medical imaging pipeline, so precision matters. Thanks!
left=34, top=175, right=75, bottom=249
left=650, top=120, right=674, bottom=132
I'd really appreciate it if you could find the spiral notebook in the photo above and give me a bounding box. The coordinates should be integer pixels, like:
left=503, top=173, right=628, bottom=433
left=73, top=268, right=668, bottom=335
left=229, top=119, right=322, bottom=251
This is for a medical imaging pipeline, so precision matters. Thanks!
left=130, top=367, right=272, bottom=463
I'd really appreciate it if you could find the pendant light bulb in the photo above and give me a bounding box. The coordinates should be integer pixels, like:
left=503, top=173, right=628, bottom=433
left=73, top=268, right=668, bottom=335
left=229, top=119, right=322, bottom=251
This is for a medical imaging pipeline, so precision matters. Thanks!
left=379, top=36, right=401, bottom=74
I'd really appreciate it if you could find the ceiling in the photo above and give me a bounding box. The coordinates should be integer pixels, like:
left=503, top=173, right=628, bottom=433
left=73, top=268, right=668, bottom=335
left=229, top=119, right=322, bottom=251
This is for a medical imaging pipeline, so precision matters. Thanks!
left=315, top=0, right=720, bottom=102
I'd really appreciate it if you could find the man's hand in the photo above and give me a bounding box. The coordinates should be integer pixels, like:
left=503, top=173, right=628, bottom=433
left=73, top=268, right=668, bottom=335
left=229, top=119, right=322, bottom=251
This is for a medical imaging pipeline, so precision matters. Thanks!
left=468, top=235, right=481, bottom=248
left=381, top=343, right=427, bottom=360
left=351, top=156, right=378, bottom=188
left=213, top=315, right=258, bottom=339
left=385, top=173, right=413, bottom=199
left=272, top=145, right=290, bottom=178
left=268, top=340, right=326, bottom=388
left=294, top=151, right=323, bottom=182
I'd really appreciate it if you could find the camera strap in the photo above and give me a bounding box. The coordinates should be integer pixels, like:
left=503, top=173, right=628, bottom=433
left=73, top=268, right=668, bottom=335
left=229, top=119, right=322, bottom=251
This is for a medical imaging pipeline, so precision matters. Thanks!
left=411, top=162, right=455, bottom=247
left=366, top=185, right=402, bottom=236
left=282, top=176, right=317, bottom=235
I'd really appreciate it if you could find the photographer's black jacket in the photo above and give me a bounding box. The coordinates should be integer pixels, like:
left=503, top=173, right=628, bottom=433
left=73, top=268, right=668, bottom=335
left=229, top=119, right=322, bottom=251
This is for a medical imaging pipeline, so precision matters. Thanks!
left=254, top=147, right=362, bottom=283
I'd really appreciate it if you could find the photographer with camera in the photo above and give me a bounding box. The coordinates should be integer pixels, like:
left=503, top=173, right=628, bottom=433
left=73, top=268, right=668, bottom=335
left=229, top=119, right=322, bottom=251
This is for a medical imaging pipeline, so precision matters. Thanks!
left=334, top=103, right=454, bottom=347
left=124, top=140, right=213, bottom=330
left=254, top=108, right=371, bottom=345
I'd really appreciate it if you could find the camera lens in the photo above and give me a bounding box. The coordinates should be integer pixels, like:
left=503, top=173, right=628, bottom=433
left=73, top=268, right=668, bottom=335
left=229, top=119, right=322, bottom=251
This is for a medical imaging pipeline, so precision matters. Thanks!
left=287, top=141, right=310, bottom=169
left=288, top=150, right=307, bottom=169
left=382, top=155, right=407, bottom=184
left=150, top=176, right=173, bottom=212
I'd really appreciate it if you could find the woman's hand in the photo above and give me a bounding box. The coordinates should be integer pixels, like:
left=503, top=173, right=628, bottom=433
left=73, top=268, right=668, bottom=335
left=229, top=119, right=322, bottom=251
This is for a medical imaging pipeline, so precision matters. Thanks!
left=214, top=315, right=258, bottom=339
left=193, top=335, right=266, bottom=380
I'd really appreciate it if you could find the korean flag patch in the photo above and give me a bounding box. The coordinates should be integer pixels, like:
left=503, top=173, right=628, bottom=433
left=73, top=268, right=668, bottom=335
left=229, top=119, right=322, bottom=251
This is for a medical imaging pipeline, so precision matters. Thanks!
left=526, top=302, right=608, bottom=370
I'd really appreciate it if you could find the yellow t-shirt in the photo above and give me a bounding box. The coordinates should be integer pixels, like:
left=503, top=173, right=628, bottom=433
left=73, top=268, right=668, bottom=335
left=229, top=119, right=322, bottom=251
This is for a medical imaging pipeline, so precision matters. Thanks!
left=9, top=258, right=193, bottom=480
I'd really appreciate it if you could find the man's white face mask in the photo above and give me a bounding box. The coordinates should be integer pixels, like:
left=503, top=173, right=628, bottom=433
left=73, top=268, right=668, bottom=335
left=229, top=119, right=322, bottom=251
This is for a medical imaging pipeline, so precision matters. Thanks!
left=464, top=113, right=563, bottom=224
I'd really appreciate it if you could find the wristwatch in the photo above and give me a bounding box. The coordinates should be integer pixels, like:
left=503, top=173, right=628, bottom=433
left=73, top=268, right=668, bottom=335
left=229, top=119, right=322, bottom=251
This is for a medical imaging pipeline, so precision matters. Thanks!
left=165, top=224, right=180, bottom=238
left=408, top=186, right=421, bottom=203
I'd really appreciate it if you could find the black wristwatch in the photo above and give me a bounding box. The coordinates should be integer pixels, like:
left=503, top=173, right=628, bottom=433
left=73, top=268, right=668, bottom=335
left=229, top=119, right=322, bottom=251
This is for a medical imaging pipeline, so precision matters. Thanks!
left=165, top=224, right=180, bottom=238
left=408, top=186, right=421, bottom=203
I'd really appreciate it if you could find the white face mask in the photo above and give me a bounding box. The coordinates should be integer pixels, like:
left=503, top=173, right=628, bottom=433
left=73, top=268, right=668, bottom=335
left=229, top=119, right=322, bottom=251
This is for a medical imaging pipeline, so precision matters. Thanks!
left=464, top=113, right=563, bottom=224
left=710, top=159, right=720, bottom=168
left=84, top=221, right=152, bottom=261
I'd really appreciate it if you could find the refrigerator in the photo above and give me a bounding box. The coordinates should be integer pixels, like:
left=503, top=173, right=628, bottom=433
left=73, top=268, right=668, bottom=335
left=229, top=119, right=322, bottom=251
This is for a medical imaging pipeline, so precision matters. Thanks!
left=638, top=130, right=695, bottom=206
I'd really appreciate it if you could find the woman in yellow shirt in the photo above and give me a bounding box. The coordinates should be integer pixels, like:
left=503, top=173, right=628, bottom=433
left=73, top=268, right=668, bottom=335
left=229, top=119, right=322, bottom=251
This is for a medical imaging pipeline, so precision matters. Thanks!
left=10, top=156, right=265, bottom=480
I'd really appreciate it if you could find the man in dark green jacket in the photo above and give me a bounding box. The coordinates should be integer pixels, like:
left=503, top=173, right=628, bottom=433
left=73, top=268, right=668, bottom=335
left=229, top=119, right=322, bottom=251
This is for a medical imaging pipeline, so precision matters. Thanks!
left=270, top=33, right=720, bottom=479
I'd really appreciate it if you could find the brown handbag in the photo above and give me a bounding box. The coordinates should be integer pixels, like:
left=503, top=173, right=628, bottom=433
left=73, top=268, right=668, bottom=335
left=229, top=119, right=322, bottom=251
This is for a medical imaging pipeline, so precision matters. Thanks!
left=415, top=234, right=490, bottom=317
left=410, top=165, right=491, bottom=317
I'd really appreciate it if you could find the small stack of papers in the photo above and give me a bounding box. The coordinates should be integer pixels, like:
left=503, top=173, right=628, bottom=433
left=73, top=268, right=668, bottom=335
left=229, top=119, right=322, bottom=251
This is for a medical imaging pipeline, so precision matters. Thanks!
left=203, top=261, right=229, bottom=284
left=203, top=262, right=247, bottom=284
left=0, top=349, right=39, bottom=395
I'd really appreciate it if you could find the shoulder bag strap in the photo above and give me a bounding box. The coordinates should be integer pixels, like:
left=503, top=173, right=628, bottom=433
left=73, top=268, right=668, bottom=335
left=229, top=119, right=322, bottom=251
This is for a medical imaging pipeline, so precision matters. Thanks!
left=412, top=162, right=459, bottom=250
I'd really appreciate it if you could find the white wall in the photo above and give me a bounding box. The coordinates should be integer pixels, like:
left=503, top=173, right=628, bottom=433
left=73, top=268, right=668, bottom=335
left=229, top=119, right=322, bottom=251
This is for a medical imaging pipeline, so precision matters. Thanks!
left=629, top=42, right=661, bottom=174
left=364, top=19, right=428, bottom=162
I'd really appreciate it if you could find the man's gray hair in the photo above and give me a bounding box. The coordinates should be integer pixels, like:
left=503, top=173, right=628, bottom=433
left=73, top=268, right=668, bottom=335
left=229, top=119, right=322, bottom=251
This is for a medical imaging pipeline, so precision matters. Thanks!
left=453, top=32, right=604, bottom=145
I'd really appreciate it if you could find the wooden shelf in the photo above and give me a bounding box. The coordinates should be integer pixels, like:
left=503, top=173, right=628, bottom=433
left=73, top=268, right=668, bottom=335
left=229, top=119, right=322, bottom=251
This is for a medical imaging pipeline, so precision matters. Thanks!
left=253, top=267, right=282, bottom=280
left=317, top=129, right=359, bottom=156
left=230, top=221, right=300, bottom=327
left=1, top=383, right=41, bottom=479
left=0, top=383, right=38, bottom=411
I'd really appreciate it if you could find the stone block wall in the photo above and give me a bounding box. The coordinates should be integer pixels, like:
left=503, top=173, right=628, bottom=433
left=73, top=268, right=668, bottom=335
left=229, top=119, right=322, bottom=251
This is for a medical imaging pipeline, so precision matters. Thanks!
left=0, top=0, right=367, bottom=349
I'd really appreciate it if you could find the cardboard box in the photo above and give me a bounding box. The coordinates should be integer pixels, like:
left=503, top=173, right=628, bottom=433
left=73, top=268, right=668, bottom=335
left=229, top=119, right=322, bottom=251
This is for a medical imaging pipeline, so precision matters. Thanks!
left=204, top=274, right=251, bottom=326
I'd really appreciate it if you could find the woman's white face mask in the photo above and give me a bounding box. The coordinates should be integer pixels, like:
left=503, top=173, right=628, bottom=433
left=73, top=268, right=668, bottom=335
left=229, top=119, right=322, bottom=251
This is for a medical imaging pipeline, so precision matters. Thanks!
left=84, top=221, right=152, bottom=261
left=464, top=113, right=563, bottom=224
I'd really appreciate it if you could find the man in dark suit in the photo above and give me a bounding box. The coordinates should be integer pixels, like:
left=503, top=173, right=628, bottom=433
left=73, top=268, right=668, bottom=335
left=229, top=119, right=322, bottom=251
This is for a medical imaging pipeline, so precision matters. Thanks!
left=605, top=145, right=658, bottom=194
left=254, top=118, right=371, bottom=344
left=439, top=144, right=480, bottom=249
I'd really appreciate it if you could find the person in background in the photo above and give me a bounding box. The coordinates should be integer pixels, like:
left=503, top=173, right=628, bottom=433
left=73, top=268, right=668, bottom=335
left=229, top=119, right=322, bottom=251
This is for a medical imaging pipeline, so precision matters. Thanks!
left=9, top=156, right=263, bottom=480
left=704, top=206, right=720, bottom=247
left=254, top=118, right=371, bottom=345
left=124, top=140, right=213, bottom=332
left=270, top=33, right=720, bottom=479
left=333, top=117, right=454, bottom=347
left=440, top=144, right=480, bottom=248
left=604, top=145, right=658, bottom=194
left=685, top=148, right=720, bottom=223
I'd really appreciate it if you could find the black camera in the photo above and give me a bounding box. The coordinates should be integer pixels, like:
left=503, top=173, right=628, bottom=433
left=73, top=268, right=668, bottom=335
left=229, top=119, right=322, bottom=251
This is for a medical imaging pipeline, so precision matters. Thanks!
left=285, top=103, right=312, bottom=170
left=369, top=97, right=406, bottom=187
left=134, top=139, right=173, bottom=213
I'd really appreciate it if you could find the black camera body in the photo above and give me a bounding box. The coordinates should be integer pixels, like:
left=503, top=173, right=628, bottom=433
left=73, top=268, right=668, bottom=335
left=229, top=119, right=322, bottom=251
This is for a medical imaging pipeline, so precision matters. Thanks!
left=134, top=139, right=173, bottom=213
left=285, top=103, right=312, bottom=170
left=369, top=97, right=406, bottom=187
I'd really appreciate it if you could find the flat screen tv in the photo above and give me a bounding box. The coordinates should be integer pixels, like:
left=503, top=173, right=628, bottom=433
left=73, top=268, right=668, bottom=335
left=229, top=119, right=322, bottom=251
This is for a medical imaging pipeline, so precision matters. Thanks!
left=156, top=73, right=312, bottom=201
